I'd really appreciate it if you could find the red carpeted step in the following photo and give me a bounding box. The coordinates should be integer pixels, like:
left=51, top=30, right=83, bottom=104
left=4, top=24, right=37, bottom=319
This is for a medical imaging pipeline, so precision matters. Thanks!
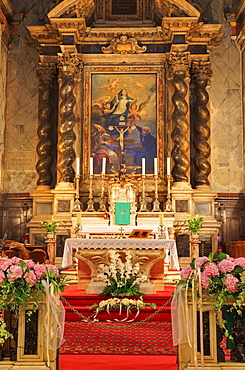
left=62, top=285, right=174, bottom=322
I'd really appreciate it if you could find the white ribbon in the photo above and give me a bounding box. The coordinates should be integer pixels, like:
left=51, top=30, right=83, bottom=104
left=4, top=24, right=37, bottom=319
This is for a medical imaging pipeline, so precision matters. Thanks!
left=41, top=280, right=65, bottom=350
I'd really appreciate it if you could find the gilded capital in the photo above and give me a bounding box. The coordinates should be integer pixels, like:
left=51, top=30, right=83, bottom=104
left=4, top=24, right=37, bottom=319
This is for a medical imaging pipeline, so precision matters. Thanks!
left=58, top=53, right=82, bottom=75
left=166, top=52, right=190, bottom=77
left=37, top=62, right=57, bottom=82
left=191, top=60, right=213, bottom=82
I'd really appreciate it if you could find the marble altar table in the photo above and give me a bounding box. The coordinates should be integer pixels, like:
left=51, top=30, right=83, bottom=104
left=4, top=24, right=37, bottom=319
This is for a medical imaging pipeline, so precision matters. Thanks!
left=62, top=238, right=179, bottom=294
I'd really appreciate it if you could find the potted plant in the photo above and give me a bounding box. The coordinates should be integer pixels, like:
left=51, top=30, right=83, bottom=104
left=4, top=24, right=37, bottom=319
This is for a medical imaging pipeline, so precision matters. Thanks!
left=185, top=215, right=204, bottom=234
left=39, top=217, right=59, bottom=234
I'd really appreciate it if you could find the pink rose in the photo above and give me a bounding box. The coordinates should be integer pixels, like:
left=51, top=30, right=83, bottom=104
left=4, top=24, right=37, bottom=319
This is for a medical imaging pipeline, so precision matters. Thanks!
left=201, top=272, right=210, bottom=289
left=234, top=258, right=245, bottom=269
left=224, top=274, right=239, bottom=293
left=204, top=263, right=219, bottom=277
left=7, top=265, right=23, bottom=281
left=11, top=257, right=21, bottom=265
left=0, top=270, right=5, bottom=284
left=34, top=264, right=46, bottom=279
left=218, top=259, right=235, bottom=274
left=0, top=258, right=12, bottom=271
left=24, top=260, right=35, bottom=269
left=180, top=266, right=192, bottom=280
left=196, top=257, right=209, bottom=268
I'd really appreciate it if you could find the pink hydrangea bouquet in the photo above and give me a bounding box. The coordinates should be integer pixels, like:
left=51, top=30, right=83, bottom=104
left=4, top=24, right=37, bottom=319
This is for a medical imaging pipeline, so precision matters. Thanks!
left=178, top=252, right=245, bottom=329
left=0, top=257, right=67, bottom=316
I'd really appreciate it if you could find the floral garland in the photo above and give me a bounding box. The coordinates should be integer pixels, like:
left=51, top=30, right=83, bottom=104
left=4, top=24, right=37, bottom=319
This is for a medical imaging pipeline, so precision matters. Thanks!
left=178, top=252, right=245, bottom=336
left=90, top=297, right=156, bottom=322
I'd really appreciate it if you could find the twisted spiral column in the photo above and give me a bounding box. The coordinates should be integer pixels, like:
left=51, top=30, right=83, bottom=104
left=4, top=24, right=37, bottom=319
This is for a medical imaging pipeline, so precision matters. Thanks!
left=36, top=63, right=57, bottom=187
left=57, top=53, right=81, bottom=183
left=191, top=61, right=212, bottom=186
left=167, top=52, right=190, bottom=182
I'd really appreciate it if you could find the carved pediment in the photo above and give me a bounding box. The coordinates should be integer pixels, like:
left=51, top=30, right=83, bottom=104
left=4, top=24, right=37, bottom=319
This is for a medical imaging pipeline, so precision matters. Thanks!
left=102, top=35, right=147, bottom=54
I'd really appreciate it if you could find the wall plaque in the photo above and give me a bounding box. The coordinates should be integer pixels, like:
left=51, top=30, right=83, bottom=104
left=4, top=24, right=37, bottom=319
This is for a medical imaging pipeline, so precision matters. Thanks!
left=195, top=202, right=211, bottom=215
left=57, top=200, right=70, bottom=212
left=176, top=200, right=189, bottom=213
left=36, top=203, right=52, bottom=215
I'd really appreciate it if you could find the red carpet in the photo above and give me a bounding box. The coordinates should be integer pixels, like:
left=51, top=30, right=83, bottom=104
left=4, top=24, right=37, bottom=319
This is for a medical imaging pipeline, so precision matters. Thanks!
left=59, top=354, right=177, bottom=370
left=62, top=285, right=174, bottom=322
left=60, top=321, right=176, bottom=355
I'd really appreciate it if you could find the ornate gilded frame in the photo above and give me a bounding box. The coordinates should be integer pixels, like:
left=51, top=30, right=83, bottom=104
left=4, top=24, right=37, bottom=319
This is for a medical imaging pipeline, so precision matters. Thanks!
left=83, top=65, right=164, bottom=179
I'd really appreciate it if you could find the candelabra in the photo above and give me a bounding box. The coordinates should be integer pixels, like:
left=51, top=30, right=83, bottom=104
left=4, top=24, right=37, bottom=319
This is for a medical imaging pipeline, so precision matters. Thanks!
left=98, top=174, right=107, bottom=212
left=72, top=174, right=82, bottom=212
left=152, top=175, right=161, bottom=212
left=85, top=175, right=95, bottom=212
left=139, top=175, right=148, bottom=212
left=165, top=174, right=173, bottom=212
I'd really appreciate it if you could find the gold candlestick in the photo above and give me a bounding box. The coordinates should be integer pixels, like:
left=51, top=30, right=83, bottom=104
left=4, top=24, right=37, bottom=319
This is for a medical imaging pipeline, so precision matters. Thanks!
left=85, top=175, right=95, bottom=212
left=72, top=174, right=82, bottom=212
left=152, top=175, right=161, bottom=212
left=139, top=175, right=148, bottom=212
left=98, top=174, right=107, bottom=212
left=165, top=174, right=173, bottom=212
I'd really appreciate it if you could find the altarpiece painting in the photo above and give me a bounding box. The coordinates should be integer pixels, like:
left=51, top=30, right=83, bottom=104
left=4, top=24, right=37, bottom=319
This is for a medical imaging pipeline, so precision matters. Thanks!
left=83, top=67, right=164, bottom=176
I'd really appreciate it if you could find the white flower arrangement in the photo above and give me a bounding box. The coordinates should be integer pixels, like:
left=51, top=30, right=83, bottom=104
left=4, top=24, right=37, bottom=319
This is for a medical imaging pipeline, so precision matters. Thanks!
left=97, top=250, right=148, bottom=297
left=90, top=296, right=156, bottom=322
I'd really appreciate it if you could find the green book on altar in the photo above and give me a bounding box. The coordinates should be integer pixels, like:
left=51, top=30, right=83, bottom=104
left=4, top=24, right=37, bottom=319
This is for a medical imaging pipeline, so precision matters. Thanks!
left=115, top=202, right=130, bottom=225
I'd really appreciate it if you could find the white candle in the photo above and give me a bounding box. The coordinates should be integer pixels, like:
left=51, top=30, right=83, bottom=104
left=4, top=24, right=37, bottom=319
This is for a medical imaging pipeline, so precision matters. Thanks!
left=76, top=157, right=80, bottom=176
left=142, top=158, right=145, bottom=175
left=76, top=213, right=82, bottom=225
left=167, top=157, right=171, bottom=176
left=154, top=158, right=158, bottom=176
left=90, top=157, right=93, bottom=175
left=159, top=213, right=164, bottom=226
left=102, top=157, right=106, bottom=174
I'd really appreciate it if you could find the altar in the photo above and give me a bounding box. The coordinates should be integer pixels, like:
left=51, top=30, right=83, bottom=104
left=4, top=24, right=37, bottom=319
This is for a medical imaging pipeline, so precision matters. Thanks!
left=62, top=238, right=179, bottom=294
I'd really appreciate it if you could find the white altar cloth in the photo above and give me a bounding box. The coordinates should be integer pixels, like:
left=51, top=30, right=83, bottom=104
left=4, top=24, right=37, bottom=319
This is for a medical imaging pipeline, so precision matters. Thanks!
left=80, top=225, right=166, bottom=234
left=62, top=238, right=180, bottom=270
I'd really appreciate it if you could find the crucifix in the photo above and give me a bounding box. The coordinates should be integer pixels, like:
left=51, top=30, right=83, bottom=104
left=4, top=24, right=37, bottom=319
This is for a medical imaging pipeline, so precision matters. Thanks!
left=108, top=116, right=129, bottom=153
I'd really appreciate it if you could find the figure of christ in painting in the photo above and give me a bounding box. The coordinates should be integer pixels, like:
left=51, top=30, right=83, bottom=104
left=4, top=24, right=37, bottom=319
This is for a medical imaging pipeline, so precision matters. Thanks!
left=91, top=124, right=120, bottom=173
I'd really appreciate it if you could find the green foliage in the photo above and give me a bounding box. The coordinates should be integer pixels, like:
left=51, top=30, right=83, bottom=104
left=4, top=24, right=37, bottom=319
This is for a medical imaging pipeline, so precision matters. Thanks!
left=39, top=216, right=59, bottom=233
left=185, top=215, right=204, bottom=233
left=100, top=274, right=143, bottom=297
